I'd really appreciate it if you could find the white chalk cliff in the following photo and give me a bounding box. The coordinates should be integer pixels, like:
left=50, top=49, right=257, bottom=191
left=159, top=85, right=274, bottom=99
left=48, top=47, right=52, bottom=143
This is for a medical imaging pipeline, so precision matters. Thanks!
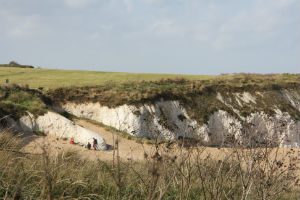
left=63, top=101, right=208, bottom=141
left=19, top=111, right=107, bottom=150
left=62, top=90, right=300, bottom=148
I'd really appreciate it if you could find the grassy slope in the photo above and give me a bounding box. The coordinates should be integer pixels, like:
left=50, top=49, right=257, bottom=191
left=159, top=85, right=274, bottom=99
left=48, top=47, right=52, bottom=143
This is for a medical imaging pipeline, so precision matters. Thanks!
left=0, top=85, right=48, bottom=119
left=0, top=66, right=213, bottom=89
left=1, top=66, right=300, bottom=122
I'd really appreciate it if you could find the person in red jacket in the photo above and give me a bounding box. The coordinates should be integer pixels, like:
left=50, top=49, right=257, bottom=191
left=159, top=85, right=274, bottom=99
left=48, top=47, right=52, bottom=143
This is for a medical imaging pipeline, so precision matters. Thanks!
left=70, top=137, right=75, bottom=144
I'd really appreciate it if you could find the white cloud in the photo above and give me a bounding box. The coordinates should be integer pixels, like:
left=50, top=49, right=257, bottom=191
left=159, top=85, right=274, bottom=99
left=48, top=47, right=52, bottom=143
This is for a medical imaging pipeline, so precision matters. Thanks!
left=142, top=0, right=162, bottom=4
left=10, top=17, right=41, bottom=37
left=211, top=0, right=298, bottom=49
left=147, top=18, right=185, bottom=37
left=0, top=10, right=46, bottom=38
left=114, top=0, right=299, bottom=51
left=123, top=0, right=134, bottom=13
left=63, top=0, right=94, bottom=8
left=87, top=24, right=113, bottom=40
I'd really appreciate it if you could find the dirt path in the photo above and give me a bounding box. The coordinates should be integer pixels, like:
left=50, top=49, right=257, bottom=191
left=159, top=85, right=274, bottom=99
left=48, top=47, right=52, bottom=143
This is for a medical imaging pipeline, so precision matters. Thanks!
left=75, top=119, right=157, bottom=161
left=22, top=119, right=157, bottom=161
left=22, top=119, right=300, bottom=167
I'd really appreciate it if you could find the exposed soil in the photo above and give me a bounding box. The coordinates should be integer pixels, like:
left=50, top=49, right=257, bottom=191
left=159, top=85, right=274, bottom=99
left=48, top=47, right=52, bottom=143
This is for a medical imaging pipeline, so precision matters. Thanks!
left=22, top=119, right=231, bottom=162
left=22, top=119, right=300, bottom=170
left=22, top=119, right=156, bottom=161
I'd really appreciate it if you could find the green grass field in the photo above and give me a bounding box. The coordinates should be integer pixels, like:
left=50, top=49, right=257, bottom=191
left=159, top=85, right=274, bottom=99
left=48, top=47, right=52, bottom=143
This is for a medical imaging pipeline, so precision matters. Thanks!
left=1, top=65, right=299, bottom=90
left=0, top=66, right=213, bottom=89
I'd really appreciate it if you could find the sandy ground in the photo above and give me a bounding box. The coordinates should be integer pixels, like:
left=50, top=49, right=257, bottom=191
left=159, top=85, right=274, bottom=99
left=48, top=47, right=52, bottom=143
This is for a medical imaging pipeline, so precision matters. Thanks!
left=22, top=119, right=234, bottom=162
left=22, top=119, right=300, bottom=168
left=22, top=119, right=157, bottom=161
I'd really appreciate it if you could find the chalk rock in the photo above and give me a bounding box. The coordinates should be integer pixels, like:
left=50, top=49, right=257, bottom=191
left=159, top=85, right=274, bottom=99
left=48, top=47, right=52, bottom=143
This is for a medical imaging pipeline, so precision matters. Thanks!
left=19, top=111, right=107, bottom=150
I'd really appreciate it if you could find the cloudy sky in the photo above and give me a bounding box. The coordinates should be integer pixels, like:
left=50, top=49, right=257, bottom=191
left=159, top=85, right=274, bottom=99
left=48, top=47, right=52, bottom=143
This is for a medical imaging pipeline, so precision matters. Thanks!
left=0, top=0, right=299, bottom=74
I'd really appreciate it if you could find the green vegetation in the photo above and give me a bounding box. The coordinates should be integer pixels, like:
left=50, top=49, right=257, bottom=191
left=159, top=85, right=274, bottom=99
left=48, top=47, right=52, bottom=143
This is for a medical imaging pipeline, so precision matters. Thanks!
left=0, top=66, right=212, bottom=89
left=0, top=132, right=299, bottom=199
left=47, top=74, right=300, bottom=105
left=0, top=84, right=47, bottom=119
left=0, top=62, right=34, bottom=69
left=1, top=66, right=299, bottom=90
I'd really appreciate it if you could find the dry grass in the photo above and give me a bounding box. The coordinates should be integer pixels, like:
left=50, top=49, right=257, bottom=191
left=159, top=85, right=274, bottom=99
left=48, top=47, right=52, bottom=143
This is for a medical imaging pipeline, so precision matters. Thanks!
left=1, top=130, right=299, bottom=200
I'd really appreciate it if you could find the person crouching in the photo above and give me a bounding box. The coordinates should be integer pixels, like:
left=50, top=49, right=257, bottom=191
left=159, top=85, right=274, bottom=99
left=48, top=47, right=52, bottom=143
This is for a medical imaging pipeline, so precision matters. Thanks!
left=92, top=138, right=98, bottom=150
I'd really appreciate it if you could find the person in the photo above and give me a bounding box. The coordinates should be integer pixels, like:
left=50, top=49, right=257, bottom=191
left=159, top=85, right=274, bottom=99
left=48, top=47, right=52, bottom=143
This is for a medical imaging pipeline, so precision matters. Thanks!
left=70, top=137, right=75, bottom=144
left=87, top=142, right=91, bottom=150
left=92, top=138, right=98, bottom=150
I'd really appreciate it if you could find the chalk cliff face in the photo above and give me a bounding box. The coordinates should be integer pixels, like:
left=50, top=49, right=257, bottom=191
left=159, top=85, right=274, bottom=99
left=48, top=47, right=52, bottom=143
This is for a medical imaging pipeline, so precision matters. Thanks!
left=63, top=101, right=207, bottom=141
left=244, top=111, right=300, bottom=148
left=62, top=89, right=300, bottom=148
left=19, top=111, right=107, bottom=150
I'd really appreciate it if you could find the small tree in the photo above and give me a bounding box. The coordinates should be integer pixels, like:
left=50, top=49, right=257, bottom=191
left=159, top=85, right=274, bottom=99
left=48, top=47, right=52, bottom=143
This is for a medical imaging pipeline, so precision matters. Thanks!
left=9, top=61, right=20, bottom=66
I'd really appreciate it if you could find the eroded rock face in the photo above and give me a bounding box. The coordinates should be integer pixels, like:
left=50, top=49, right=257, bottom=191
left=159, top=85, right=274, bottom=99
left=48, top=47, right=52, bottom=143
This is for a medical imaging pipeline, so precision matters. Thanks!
left=63, top=101, right=207, bottom=141
left=245, top=111, right=300, bottom=147
left=207, top=110, right=242, bottom=146
left=283, top=89, right=300, bottom=112
left=19, top=111, right=107, bottom=150
left=62, top=100, right=300, bottom=147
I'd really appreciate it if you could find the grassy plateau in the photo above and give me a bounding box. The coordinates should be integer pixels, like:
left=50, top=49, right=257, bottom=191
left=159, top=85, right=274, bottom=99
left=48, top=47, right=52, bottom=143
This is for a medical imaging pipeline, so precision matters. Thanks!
left=0, top=66, right=213, bottom=89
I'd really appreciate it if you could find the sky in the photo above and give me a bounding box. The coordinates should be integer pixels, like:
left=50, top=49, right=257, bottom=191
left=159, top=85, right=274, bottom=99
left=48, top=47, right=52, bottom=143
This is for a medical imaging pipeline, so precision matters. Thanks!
left=0, top=0, right=299, bottom=74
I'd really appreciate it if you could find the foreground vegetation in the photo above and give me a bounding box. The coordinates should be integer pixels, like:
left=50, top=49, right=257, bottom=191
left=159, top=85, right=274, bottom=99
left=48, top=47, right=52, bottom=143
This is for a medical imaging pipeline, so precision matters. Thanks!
left=0, top=131, right=299, bottom=200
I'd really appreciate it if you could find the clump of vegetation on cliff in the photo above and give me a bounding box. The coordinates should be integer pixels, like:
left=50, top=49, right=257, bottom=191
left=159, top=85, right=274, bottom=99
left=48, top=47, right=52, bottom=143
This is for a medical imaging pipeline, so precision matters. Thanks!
left=0, top=84, right=48, bottom=119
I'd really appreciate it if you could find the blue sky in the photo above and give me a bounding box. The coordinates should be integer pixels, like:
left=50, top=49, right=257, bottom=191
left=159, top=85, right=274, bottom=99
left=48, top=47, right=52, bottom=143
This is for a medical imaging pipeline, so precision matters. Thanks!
left=0, top=0, right=299, bottom=74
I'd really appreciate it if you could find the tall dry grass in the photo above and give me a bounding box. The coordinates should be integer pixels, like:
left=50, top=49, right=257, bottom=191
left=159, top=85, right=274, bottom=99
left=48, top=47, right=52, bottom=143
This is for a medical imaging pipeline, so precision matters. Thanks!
left=0, top=130, right=299, bottom=200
